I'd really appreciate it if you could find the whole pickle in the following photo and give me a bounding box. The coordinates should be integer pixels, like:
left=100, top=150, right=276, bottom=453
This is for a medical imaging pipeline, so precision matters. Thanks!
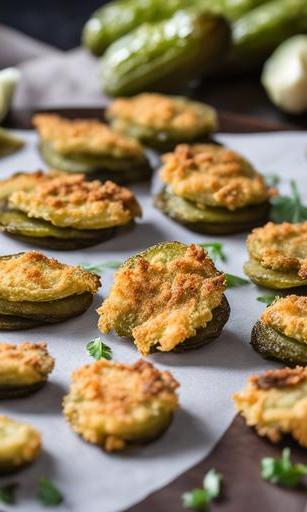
left=233, top=0, right=307, bottom=66
left=100, top=9, right=230, bottom=96
left=83, top=0, right=264, bottom=56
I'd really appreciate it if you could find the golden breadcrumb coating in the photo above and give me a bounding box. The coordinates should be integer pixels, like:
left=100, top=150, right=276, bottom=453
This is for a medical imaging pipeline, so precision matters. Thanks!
left=0, top=251, right=100, bottom=302
left=0, top=341, right=54, bottom=387
left=9, top=174, right=142, bottom=230
left=98, top=243, right=225, bottom=355
left=247, top=222, right=307, bottom=279
left=160, top=144, right=273, bottom=211
left=0, top=171, right=47, bottom=200
left=106, top=94, right=217, bottom=136
left=0, top=415, right=41, bottom=470
left=33, top=114, right=145, bottom=160
left=261, top=295, right=307, bottom=345
left=233, top=366, right=307, bottom=447
left=63, top=359, right=179, bottom=452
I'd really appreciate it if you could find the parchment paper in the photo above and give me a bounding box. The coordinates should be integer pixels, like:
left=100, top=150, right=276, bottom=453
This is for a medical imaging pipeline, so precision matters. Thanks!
left=0, top=131, right=306, bottom=512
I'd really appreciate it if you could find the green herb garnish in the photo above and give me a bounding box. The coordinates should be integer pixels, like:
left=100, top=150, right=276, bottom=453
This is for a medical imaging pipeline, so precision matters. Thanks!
left=198, top=242, right=227, bottom=262
left=37, top=478, right=63, bottom=506
left=182, top=469, right=223, bottom=510
left=0, top=483, right=18, bottom=504
left=261, top=448, right=307, bottom=488
left=80, top=261, right=121, bottom=274
left=265, top=173, right=280, bottom=187
left=225, top=273, right=249, bottom=288
left=257, top=294, right=278, bottom=305
left=87, top=337, right=112, bottom=360
left=271, top=180, right=307, bottom=223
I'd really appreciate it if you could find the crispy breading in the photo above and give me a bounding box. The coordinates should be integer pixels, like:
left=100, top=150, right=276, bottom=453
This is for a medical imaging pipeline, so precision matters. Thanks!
left=0, top=251, right=100, bottom=302
left=233, top=366, right=307, bottom=447
left=0, top=415, right=41, bottom=469
left=106, top=94, right=217, bottom=137
left=160, top=144, right=273, bottom=211
left=98, top=242, right=225, bottom=355
left=63, top=359, right=179, bottom=452
left=261, top=295, right=307, bottom=345
left=9, top=175, right=141, bottom=230
left=0, top=341, right=54, bottom=387
left=33, top=114, right=145, bottom=160
left=247, top=222, right=307, bottom=279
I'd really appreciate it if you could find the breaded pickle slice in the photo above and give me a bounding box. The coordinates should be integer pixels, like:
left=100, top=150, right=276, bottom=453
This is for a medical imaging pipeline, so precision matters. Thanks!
left=100, top=10, right=230, bottom=96
left=155, top=188, right=270, bottom=235
left=63, top=359, right=179, bottom=452
left=0, top=208, right=115, bottom=250
left=251, top=295, right=307, bottom=365
left=106, top=94, right=217, bottom=151
left=0, top=342, right=54, bottom=398
left=0, top=416, right=41, bottom=473
left=245, top=222, right=307, bottom=290
left=251, top=321, right=307, bottom=366
left=33, top=114, right=151, bottom=182
left=233, top=366, right=307, bottom=448
left=244, top=258, right=307, bottom=289
left=98, top=241, right=229, bottom=354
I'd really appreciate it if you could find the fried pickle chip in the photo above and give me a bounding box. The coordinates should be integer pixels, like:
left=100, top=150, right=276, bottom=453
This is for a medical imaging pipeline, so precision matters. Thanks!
left=0, top=341, right=54, bottom=398
left=9, top=174, right=141, bottom=230
left=233, top=366, right=307, bottom=447
left=247, top=222, right=307, bottom=279
left=160, top=144, right=273, bottom=211
left=97, top=242, right=227, bottom=355
left=63, top=359, right=179, bottom=452
left=106, top=94, right=217, bottom=148
left=0, top=251, right=100, bottom=302
left=0, top=416, right=41, bottom=473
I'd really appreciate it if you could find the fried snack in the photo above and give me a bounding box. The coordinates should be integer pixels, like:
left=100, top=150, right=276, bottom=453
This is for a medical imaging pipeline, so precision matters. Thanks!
left=155, top=144, right=272, bottom=234
left=0, top=416, right=41, bottom=473
left=63, top=359, right=179, bottom=452
left=0, top=251, right=100, bottom=330
left=0, top=172, right=141, bottom=249
left=244, top=222, right=307, bottom=289
left=233, top=366, right=307, bottom=448
left=97, top=242, right=230, bottom=355
left=0, top=341, right=54, bottom=398
left=33, top=114, right=151, bottom=182
left=106, top=94, right=217, bottom=150
left=252, top=295, right=307, bottom=365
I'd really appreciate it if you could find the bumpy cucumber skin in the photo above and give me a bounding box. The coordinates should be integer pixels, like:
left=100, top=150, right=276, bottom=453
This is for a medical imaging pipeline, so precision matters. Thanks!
left=100, top=10, right=230, bottom=96
left=251, top=320, right=307, bottom=366
left=244, top=258, right=307, bottom=290
left=154, top=188, right=270, bottom=235
left=233, top=0, right=307, bottom=65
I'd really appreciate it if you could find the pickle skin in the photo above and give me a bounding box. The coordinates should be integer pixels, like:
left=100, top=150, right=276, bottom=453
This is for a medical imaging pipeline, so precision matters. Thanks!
left=0, top=381, right=46, bottom=399
left=251, top=320, right=307, bottom=366
left=154, top=188, right=270, bottom=235
left=100, top=10, right=231, bottom=97
left=244, top=258, right=307, bottom=290
left=0, top=315, right=43, bottom=331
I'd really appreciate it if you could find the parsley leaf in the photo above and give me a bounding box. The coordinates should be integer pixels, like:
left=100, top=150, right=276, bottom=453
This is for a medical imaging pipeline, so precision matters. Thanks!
left=182, top=469, right=222, bottom=510
left=37, top=478, right=63, bottom=506
left=261, top=448, right=307, bottom=488
left=265, top=173, right=280, bottom=187
left=0, top=483, right=18, bottom=504
left=87, top=337, right=112, bottom=360
left=198, top=242, right=227, bottom=262
left=271, top=180, right=307, bottom=223
left=225, top=273, right=249, bottom=288
left=80, top=261, right=121, bottom=274
left=257, top=294, right=278, bottom=305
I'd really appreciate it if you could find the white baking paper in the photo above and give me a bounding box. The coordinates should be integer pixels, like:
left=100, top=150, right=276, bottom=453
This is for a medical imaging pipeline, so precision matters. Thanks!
left=0, top=131, right=306, bottom=512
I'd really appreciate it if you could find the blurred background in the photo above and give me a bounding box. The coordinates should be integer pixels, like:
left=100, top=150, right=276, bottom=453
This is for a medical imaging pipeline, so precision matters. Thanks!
left=1, top=0, right=307, bottom=127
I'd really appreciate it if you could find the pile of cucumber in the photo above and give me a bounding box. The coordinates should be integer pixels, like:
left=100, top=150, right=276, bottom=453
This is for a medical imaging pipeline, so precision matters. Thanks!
left=82, top=0, right=307, bottom=97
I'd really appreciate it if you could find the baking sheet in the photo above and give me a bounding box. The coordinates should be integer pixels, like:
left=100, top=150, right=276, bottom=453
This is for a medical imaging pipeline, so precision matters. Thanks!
left=0, top=131, right=306, bottom=512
